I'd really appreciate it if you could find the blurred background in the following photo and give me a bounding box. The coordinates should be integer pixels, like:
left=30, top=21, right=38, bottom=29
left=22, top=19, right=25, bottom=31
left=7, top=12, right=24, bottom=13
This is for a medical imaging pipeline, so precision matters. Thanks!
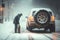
left=0, top=0, right=60, bottom=40
left=0, top=0, right=60, bottom=21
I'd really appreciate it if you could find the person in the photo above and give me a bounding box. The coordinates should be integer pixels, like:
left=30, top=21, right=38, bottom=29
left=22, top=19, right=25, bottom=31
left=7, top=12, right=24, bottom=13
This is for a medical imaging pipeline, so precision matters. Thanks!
left=13, top=13, right=22, bottom=33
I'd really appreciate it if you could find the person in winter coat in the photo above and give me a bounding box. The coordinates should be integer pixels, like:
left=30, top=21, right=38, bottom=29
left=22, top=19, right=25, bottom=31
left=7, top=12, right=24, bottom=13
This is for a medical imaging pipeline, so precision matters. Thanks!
left=13, top=13, right=22, bottom=33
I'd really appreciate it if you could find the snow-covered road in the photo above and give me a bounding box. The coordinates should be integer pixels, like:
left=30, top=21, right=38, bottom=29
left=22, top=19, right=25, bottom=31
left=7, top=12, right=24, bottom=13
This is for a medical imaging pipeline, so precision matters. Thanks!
left=0, top=20, right=60, bottom=40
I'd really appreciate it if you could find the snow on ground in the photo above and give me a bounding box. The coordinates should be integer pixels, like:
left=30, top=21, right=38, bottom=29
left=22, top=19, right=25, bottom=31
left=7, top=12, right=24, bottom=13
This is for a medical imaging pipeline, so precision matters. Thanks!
left=0, top=21, right=14, bottom=33
left=0, top=20, right=60, bottom=40
left=0, top=33, right=53, bottom=40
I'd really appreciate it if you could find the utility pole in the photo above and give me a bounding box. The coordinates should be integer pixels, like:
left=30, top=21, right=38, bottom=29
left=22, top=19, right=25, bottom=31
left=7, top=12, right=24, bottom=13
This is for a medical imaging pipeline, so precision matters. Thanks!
left=0, top=0, right=5, bottom=23
left=2, top=0, right=3, bottom=23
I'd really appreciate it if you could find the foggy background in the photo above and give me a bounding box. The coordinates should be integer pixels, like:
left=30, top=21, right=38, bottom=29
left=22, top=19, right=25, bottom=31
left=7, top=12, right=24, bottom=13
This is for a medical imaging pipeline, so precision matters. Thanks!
left=0, top=0, right=60, bottom=22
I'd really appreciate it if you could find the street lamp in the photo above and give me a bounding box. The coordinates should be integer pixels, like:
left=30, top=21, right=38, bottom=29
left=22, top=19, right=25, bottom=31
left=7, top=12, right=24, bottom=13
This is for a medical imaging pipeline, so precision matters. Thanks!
left=0, top=6, right=4, bottom=12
